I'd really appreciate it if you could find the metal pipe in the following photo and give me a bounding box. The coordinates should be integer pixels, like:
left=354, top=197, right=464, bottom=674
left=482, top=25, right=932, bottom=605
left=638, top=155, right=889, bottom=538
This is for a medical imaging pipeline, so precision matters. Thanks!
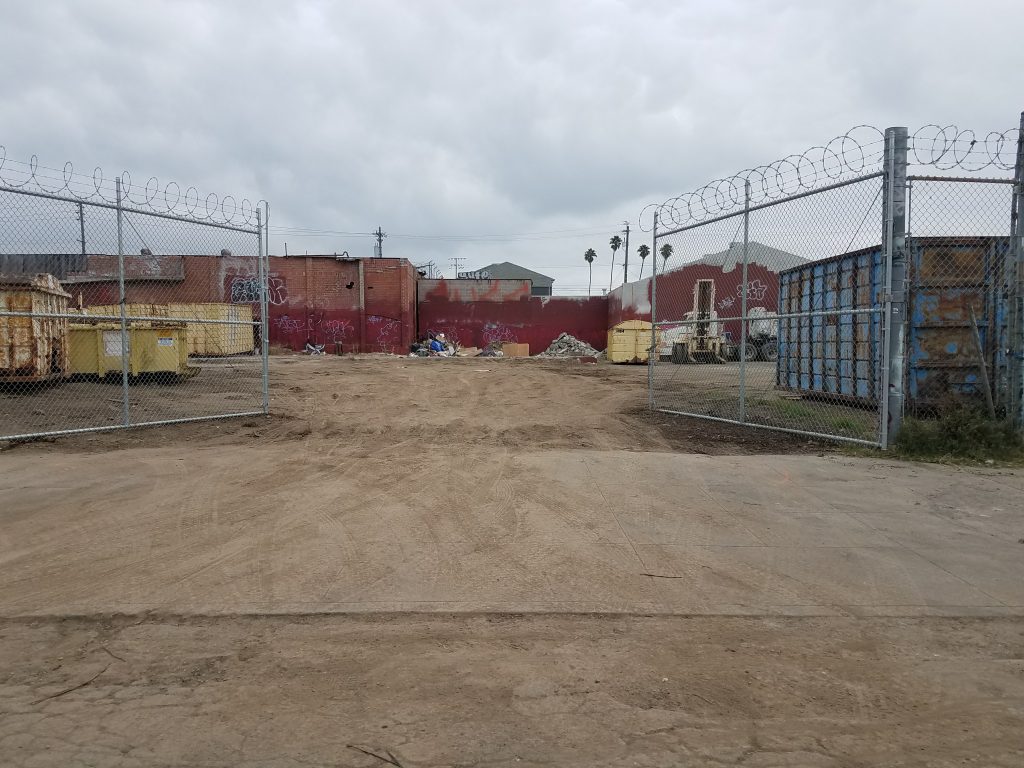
left=116, top=178, right=130, bottom=427
left=657, top=172, right=885, bottom=238
left=968, top=304, right=996, bottom=418
left=0, top=310, right=258, bottom=326
left=78, top=202, right=86, bottom=257
left=739, top=180, right=750, bottom=423
left=906, top=175, right=1016, bottom=184
left=648, top=213, right=659, bottom=409
left=1, top=412, right=265, bottom=443
left=655, top=408, right=880, bottom=447
left=258, top=207, right=270, bottom=414
left=879, top=127, right=909, bottom=449
left=1010, top=111, right=1024, bottom=428
left=622, top=223, right=630, bottom=284
left=653, top=306, right=882, bottom=326
left=358, top=258, right=366, bottom=353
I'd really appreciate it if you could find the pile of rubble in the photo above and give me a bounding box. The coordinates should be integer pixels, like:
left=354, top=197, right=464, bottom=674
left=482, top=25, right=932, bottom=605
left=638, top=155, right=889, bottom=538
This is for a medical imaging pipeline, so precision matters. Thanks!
left=537, top=332, right=601, bottom=358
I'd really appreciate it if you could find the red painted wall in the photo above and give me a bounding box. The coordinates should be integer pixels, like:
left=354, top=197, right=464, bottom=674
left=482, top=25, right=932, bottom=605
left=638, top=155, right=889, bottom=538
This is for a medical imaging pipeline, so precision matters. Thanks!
left=418, top=279, right=608, bottom=353
left=608, top=262, right=781, bottom=343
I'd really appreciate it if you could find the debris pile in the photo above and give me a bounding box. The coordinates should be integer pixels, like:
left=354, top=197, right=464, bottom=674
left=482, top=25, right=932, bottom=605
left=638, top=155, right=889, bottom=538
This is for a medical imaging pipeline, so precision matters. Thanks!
left=537, top=333, right=601, bottom=358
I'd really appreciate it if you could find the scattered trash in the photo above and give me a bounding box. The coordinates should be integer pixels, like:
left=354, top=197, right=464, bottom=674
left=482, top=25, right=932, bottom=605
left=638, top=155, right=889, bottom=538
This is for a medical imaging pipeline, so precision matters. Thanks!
left=304, top=342, right=326, bottom=355
left=476, top=341, right=505, bottom=358
left=537, top=332, right=601, bottom=358
left=409, top=331, right=456, bottom=358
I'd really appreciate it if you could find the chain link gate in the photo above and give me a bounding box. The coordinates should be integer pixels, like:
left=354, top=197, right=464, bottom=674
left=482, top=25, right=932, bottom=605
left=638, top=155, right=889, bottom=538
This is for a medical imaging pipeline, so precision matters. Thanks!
left=0, top=150, right=269, bottom=441
left=644, top=115, right=1023, bottom=447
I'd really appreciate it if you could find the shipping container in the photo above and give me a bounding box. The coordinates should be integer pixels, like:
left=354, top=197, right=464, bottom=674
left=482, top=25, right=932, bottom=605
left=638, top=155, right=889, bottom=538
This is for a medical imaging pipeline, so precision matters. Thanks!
left=68, top=323, right=190, bottom=378
left=776, top=236, right=1010, bottom=411
left=0, top=273, right=71, bottom=383
left=83, top=302, right=255, bottom=356
left=607, top=320, right=654, bottom=364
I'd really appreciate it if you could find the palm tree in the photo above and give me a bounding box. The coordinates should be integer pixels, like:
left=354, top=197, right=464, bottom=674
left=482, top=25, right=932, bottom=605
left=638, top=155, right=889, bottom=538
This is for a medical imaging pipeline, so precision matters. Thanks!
left=584, top=248, right=597, bottom=296
left=659, top=242, right=673, bottom=268
left=637, top=244, right=650, bottom=280
left=608, top=235, right=622, bottom=291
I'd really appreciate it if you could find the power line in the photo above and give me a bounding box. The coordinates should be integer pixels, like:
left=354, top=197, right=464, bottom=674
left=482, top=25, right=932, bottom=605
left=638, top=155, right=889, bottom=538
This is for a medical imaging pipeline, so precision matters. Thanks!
left=268, top=224, right=623, bottom=242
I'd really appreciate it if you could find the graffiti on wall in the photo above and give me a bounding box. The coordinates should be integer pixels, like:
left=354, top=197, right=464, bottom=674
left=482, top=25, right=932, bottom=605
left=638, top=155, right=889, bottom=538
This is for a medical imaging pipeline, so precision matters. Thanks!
left=321, top=319, right=353, bottom=341
left=718, top=296, right=736, bottom=311
left=230, top=274, right=287, bottom=306
left=367, top=314, right=400, bottom=353
left=738, top=279, right=768, bottom=302
left=481, top=322, right=518, bottom=345
left=274, top=313, right=354, bottom=341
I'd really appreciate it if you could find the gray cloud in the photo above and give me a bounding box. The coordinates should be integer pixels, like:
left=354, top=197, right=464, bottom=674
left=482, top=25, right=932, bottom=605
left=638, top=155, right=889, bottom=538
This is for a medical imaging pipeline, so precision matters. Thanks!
left=2, top=0, right=1022, bottom=292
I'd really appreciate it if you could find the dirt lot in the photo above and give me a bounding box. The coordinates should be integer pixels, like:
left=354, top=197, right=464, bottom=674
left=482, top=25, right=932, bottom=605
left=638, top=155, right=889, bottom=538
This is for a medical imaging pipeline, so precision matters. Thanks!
left=1, top=356, right=1022, bottom=766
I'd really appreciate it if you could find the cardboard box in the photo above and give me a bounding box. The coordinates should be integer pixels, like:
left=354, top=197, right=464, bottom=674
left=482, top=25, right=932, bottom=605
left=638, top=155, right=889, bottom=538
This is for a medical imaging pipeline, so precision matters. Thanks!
left=502, top=343, right=530, bottom=357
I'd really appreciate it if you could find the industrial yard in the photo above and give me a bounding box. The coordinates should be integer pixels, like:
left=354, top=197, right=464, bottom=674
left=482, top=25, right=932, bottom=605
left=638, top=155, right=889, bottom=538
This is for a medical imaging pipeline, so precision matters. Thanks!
left=2, top=355, right=1022, bottom=766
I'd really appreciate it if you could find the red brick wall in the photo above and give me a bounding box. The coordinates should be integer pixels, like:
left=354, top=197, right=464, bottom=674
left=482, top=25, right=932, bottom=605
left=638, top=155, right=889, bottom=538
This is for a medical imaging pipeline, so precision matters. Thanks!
left=266, top=257, right=417, bottom=352
left=64, top=254, right=418, bottom=354
left=417, top=279, right=608, bottom=354
left=64, top=254, right=263, bottom=308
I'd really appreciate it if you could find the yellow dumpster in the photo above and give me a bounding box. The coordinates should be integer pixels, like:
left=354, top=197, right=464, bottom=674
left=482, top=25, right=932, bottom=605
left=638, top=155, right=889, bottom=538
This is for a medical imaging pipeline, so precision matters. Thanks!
left=82, top=302, right=255, bottom=356
left=606, top=320, right=657, bottom=364
left=68, top=323, right=190, bottom=377
left=168, top=303, right=254, bottom=356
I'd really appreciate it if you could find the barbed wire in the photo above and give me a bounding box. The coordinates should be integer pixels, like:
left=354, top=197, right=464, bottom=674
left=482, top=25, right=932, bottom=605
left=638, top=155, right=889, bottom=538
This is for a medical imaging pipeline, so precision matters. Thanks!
left=0, top=146, right=266, bottom=228
left=640, top=122, right=1021, bottom=232
left=908, top=124, right=1020, bottom=173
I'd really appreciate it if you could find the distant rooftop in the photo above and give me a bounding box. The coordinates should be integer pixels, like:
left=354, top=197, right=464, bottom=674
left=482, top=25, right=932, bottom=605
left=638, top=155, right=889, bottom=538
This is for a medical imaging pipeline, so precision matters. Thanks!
left=476, top=262, right=554, bottom=286
left=690, top=241, right=806, bottom=273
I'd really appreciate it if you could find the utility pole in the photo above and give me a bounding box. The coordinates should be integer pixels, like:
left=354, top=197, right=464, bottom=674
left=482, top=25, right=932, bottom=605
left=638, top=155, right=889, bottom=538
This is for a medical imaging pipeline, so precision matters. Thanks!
left=450, top=257, right=466, bottom=276
left=622, top=222, right=630, bottom=285
left=374, top=226, right=387, bottom=258
left=76, top=202, right=86, bottom=257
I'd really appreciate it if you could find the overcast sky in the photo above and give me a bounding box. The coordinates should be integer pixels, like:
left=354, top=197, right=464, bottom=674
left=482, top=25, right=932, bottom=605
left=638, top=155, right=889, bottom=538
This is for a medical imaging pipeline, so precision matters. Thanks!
left=2, top=0, right=1022, bottom=292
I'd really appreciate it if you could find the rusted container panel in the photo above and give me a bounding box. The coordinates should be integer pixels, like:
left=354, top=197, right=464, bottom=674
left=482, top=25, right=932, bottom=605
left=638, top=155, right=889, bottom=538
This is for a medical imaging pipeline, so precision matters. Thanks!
left=0, top=273, right=71, bottom=382
left=907, top=237, right=1010, bottom=408
left=776, top=237, right=1010, bottom=410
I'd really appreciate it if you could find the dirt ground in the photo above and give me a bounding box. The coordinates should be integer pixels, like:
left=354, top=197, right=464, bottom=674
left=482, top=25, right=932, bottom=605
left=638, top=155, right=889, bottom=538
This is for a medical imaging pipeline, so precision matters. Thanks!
left=1, top=356, right=1022, bottom=767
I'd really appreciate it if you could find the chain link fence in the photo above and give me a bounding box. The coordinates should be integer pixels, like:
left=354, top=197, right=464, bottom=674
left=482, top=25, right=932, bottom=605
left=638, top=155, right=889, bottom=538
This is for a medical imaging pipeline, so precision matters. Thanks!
left=644, top=116, right=1024, bottom=447
left=0, top=152, right=268, bottom=441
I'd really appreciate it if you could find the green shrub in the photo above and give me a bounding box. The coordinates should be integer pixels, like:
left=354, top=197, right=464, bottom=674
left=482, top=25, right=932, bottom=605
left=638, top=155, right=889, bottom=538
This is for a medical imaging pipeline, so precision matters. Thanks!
left=893, top=404, right=1024, bottom=463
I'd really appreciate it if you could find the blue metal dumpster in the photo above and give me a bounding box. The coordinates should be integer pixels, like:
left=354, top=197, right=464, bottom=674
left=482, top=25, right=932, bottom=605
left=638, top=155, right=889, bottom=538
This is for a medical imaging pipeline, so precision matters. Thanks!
left=776, top=236, right=1010, bottom=411
left=776, top=245, right=885, bottom=404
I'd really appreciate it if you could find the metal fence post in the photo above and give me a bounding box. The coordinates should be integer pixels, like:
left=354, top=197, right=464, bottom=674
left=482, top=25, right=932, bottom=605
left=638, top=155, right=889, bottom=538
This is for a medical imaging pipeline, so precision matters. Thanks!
left=880, top=127, right=909, bottom=448
left=115, top=177, right=130, bottom=427
left=1009, top=111, right=1024, bottom=429
left=739, top=179, right=750, bottom=423
left=648, top=212, right=659, bottom=409
left=258, top=207, right=270, bottom=414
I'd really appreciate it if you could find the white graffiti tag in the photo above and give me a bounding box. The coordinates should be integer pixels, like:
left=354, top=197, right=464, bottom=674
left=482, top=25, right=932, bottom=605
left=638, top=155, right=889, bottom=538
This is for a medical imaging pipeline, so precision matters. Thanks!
left=737, top=279, right=768, bottom=302
left=481, top=323, right=517, bottom=345
left=321, top=319, right=353, bottom=340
